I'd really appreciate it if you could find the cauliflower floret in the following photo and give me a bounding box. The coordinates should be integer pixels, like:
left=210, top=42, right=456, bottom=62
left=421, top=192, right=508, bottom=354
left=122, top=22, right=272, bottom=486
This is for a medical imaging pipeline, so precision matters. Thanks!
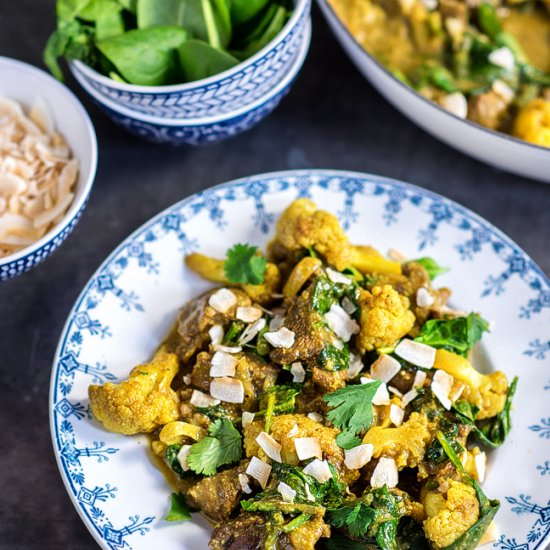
left=434, top=349, right=508, bottom=419
left=513, top=98, right=550, bottom=148
left=421, top=479, right=480, bottom=549
left=363, top=412, right=433, bottom=468
left=269, top=199, right=353, bottom=270
left=89, top=350, right=180, bottom=435
left=357, top=285, right=415, bottom=352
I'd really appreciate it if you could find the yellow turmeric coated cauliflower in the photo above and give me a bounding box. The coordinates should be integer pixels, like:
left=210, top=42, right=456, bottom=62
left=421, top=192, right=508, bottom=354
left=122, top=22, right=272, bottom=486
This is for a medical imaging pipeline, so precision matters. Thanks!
left=269, top=199, right=353, bottom=270
left=513, top=98, right=550, bottom=148
left=89, top=350, right=180, bottom=435
left=434, top=349, right=508, bottom=419
left=363, top=412, right=433, bottom=468
left=421, top=479, right=480, bottom=549
left=357, top=284, right=415, bottom=352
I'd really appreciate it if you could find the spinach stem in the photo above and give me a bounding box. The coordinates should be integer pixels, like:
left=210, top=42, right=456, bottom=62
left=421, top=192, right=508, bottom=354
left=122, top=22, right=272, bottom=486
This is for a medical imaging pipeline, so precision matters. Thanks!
left=201, top=0, right=221, bottom=49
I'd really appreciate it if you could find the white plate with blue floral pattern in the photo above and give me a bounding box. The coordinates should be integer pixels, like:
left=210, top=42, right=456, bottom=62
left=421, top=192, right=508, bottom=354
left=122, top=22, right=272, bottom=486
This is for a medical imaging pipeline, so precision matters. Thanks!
left=50, top=170, right=550, bottom=550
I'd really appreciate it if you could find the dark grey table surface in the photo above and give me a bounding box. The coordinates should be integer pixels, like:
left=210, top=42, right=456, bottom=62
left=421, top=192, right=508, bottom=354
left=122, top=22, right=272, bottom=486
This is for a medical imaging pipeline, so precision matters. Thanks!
left=1, top=1, right=549, bottom=549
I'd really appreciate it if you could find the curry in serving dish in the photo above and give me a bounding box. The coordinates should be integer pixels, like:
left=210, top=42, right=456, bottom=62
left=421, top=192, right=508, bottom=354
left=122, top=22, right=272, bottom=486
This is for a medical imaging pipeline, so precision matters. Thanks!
left=329, top=0, right=550, bottom=148
left=88, top=199, right=517, bottom=549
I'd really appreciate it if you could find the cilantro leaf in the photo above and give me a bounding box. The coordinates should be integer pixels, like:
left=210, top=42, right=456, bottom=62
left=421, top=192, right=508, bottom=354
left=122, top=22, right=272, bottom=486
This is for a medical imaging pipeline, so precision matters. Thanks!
left=224, top=243, right=266, bottom=285
left=411, top=257, right=450, bottom=280
left=187, top=418, right=242, bottom=476
left=323, top=381, right=382, bottom=448
left=414, top=313, right=489, bottom=357
left=329, top=501, right=376, bottom=537
left=165, top=492, right=192, bottom=522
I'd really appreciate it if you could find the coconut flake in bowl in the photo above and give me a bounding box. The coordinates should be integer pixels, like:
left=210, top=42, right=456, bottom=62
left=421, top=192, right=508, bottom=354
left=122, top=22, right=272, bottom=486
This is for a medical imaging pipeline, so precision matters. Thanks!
left=0, top=96, right=79, bottom=258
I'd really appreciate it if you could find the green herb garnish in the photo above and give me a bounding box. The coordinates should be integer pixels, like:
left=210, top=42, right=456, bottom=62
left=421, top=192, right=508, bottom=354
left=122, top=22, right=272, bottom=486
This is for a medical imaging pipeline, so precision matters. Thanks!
left=411, top=257, right=450, bottom=280
left=165, top=492, right=192, bottom=522
left=224, top=243, right=266, bottom=285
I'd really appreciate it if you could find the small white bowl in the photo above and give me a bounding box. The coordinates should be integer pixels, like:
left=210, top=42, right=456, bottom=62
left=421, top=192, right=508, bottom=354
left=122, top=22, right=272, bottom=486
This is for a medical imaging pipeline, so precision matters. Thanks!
left=72, top=23, right=311, bottom=145
left=317, top=0, right=550, bottom=183
left=70, top=0, right=311, bottom=119
left=0, top=57, right=97, bottom=281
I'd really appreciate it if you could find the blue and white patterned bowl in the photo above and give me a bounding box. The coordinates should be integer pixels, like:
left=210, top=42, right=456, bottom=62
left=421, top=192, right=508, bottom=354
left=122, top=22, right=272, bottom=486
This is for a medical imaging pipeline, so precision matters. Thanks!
left=50, top=170, right=550, bottom=550
left=69, top=0, right=310, bottom=120
left=0, top=57, right=97, bottom=281
left=72, top=24, right=311, bottom=145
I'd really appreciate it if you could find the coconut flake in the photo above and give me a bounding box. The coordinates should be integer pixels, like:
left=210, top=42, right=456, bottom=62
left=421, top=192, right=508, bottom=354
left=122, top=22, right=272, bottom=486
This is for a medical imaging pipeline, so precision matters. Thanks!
left=326, top=267, right=352, bottom=285
left=307, top=412, right=323, bottom=423
left=344, top=444, right=374, bottom=469
left=431, top=369, right=454, bottom=410
left=277, top=481, right=297, bottom=503
left=213, top=344, right=242, bottom=354
left=177, top=445, right=192, bottom=471
left=294, top=437, right=322, bottom=461
left=395, top=339, right=436, bottom=369
left=236, top=306, right=263, bottom=323
left=208, top=324, right=224, bottom=346
left=209, top=351, right=237, bottom=377
left=413, top=370, right=427, bottom=388
left=488, top=47, right=515, bottom=71
left=402, top=389, right=418, bottom=407
left=305, top=483, right=316, bottom=501
left=303, top=459, right=332, bottom=483
left=474, top=451, right=487, bottom=483
left=242, top=411, right=255, bottom=428
left=372, top=383, right=391, bottom=406
left=371, top=457, right=399, bottom=488
left=388, top=386, right=403, bottom=398
left=325, top=304, right=360, bottom=342
left=341, top=296, right=357, bottom=315
left=208, top=288, right=237, bottom=313
left=347, top=353, right=364, bottom=379
left=492, top=79, right=515, bottom=102
left=290, top=362, right=306, bottom=383
left=287, top=424, right=299, bottom=438
left=190, top=390, right=220, bottom=408
left=449, top=383, right=466, bottom=403
left=246, top=457, right=271, bottom=489
left=238, top=473, right=252, bottom=494
left=371, top=354, right=401, bottom=383
left=440, top=92, right=468, bottom=119
left=390, top=404, right=404, bottom=427
left=263, top=327, right=295, bottom=348
left=416, top=287, right=435, bottom=308
left=476, top=521, right=499, bottom=548
left=388, top=248, right=407, bottom=262
left=239, top=318, right=266, bottom=345
left=268, top=314, right=285, bottom=331
left=210, top=377, right=245, bottom=404
left=256, top=431, right=282, bottom=462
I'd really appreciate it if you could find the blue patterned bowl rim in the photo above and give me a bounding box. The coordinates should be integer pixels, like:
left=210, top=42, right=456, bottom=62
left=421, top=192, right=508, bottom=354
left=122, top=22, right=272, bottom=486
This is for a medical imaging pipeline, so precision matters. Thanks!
left=0, top=57, right=98, bottom=267
left=73, top=23, right=312, bottom=125
left=70, top=0, right=310, bottom=94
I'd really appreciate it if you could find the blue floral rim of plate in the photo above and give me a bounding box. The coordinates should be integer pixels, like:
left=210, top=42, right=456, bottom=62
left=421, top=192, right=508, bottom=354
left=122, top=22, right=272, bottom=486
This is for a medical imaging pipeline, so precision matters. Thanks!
left=50, top=170, right=550, bottom=550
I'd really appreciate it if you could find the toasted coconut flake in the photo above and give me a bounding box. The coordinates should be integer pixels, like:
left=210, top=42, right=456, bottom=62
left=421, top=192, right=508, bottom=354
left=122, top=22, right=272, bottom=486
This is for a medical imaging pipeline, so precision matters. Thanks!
left=371, top=354, right=401, bottom=383
left=395, top=339, right=436, bottom=369
left=277, top=481, right=297, bottom=503
left=294, top=437, right=322, bottom=461
left=431, top=369, right=454, bottom=410
left=239, top=318, right=266, bottom=345
left=268, top=314, right=285, bottom=331
left=287, top=424, right=299, bottom=438
left=213, top=344, right=242, bottom=354
left=372, top=382, right=391, bottom=406
left=290, top=362, right=306, bottom=383
left=177, top=445, right=192, bottom=472
left=371, top=457, right=398, bottom=488
left=264, top=327, right=295, bottom=349
left=208, top=324, right=224, bottom=346
left=208, top=288, right=237, bottom=313
left=256, top=431, right=282, bottom=462
left=190, top=390, right=220, bottom=408
left=239, top=473, right=252, bottom=494
left=347, top=353, right=364, bottom=379
left=344, top=444, right=374, bottom=469
left=303, top=459, right=332, bottom=483
left=388, top=386, right=403, bottom=398
left=326, top=267, right=352, bottom=285
left=402, top=389, right=418, bottom=407
left=416, top=287, right=435, bottom=308
left=413, top=370, right=427, bottom=388
left=474, top=451, right=487, bottom=483
left=242, top=411, right=255, bottom=428
left=488, top=47, right=515, bottom=71
left=449, top=382, right=466, bottom=403
left=246, top=456, right=271, bottom=489
left=440, top=92, right=468, bottom=119
left=210, top=377, right=245, bottom=404
left=341, top=296, right=357, bottom=315
left=209, top=351, right=237, bottom=377
left=325, top=304, right=360, bottom=342
left=390, top=404, right=404, bottom=427
left=307, top=412, right=323, bottom=423
left=236, top=306, right=263, bottom=323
